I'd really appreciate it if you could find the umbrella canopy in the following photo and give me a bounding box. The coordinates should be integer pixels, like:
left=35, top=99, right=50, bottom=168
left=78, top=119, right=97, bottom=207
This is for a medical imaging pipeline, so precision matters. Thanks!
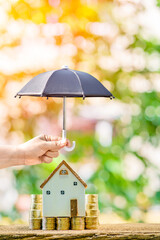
left=15, top=66, right=114, bottom=152
left=15, top=66, right=114, bottom=99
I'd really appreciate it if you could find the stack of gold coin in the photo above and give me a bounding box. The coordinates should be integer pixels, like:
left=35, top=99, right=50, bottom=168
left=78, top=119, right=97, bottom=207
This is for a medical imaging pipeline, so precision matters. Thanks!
left=29, top=218, right=42, bottom=230
left=29, top=194, right=42, bottom=230
left=71, top=217, right=85, bottom=230
left=56, top=217, right=70, bottom=230
left=85, top=194, right=99, bottom=229
left=42, top=217, right=56, bottom=230
left=85, top=216, right=99, bottom=229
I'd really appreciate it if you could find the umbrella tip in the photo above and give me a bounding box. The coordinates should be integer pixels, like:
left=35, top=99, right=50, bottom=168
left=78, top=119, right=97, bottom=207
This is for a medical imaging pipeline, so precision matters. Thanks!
left=61, top=65, right=69, bottom=69
left=110, top=95, right=115, bottom=100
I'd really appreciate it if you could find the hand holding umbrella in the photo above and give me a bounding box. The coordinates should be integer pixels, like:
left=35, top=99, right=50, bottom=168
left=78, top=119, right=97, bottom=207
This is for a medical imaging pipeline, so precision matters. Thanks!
left=17, top=135, right=69, bottom=165
left=0, top=134, right=71, bottom=169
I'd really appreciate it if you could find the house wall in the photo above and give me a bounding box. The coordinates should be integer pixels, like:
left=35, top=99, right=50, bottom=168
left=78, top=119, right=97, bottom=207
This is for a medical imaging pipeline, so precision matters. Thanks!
left=42, top=163, right=85, bottom=217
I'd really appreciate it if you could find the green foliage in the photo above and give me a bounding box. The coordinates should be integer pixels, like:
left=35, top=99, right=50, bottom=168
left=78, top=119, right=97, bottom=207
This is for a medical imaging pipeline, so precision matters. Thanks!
left=157, top=0, right=160, bottom=7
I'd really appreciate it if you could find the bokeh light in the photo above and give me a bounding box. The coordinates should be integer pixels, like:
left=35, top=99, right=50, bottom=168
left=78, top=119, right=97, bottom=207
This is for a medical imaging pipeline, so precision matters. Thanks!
left=0, top=0, right=159, bottom=225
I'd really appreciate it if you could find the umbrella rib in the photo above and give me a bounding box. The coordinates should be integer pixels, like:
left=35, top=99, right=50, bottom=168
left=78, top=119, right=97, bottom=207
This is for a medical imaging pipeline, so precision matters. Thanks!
left=68, top=69, right=85, bottom=99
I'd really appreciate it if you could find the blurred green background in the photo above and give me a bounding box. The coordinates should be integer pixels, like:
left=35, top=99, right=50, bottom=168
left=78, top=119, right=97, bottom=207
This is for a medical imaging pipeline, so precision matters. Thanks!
left=0, top=0, right=160, bottom=224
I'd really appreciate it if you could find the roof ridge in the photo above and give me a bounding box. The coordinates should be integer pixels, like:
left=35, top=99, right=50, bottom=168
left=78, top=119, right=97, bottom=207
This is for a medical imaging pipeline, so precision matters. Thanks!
left=40, top=160, right=87, bottom=189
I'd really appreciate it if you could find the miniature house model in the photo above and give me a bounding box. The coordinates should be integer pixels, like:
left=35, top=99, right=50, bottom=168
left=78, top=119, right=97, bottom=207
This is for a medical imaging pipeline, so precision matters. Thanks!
left=40, top=160, right=87, bottom=217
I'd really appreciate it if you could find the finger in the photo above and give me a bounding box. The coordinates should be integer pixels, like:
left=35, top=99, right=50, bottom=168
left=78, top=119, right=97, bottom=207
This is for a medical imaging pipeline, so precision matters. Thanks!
left=47, top=136, right=62, bottom=141
left=61, top=139, right=71, bottom=147
left=45, top=140, right=67, bottom=151
left=44, top=151, right=59, bottom=158
left=39, top=135, right=62, bottom=142
left=66, top=139, right=71, bottom=147
left=40, top=155, right=53, bottom=163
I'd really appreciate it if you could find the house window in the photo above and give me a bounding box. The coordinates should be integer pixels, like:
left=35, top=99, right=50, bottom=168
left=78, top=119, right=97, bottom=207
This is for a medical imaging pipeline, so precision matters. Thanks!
left=61, top=190, right=65, bottom=195
left=73, top=181, right=77, bottom=186
left=46, top=190, right=51, bottom=195
left=60, top=169, right=68, bottom=175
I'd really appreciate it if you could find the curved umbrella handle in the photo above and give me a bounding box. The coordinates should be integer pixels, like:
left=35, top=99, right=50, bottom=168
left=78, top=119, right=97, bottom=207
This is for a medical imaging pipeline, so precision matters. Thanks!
left=62, top=130, right=76, bottom=152
left=63, top=141, right=76, bottom=152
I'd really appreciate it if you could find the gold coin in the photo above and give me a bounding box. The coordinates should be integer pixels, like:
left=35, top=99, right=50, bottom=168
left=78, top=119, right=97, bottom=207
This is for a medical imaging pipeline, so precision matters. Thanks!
left=30, top=203, right=42, bottom=210
left=86, top=220, right=99, bottom=225
left=85, top=218, right=98, bottom=221
left=71, top=223, right=85, bottom=226
left=87, top=194, right=98, bottom=203
left=86, top=209, right=99, bottom=216
left=85, top=219, right=99, bottom=225
left=71, top=217, right=85, bottom=223
left=86, top=221, right=99, bottom=225
left=42, top=217, right=56, bottom=230
left=85, top=224, right=98, bottom=229
left=86, top=203, right=98, bottom=210
left=31, top=194, right=42, bottom=203
left=30, top=210, right=42, bottom=218
left=57, top=225, right=70, bottom=230
left=31, top=194, right=42, bottom=199
left=29, top=218, right=42, bottom=230
left=85, top=216, right=99, bottom=224
left=85, top=216, right=98, bottom=220
left=44, top=218, right=56, bottom=223
left=71, top=225, right=84, bottom=230
left=71, top=217, right=85, bottom=230
left=57, top=218, right=70, bottom=223
left=56, top=217, right=70, bottom=230
left=86, top=222, right=99, bottom=225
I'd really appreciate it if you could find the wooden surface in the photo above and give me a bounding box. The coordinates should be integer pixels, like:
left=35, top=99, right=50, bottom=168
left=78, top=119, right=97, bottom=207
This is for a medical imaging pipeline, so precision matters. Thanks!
left=0, top=224, right=160, bottom=239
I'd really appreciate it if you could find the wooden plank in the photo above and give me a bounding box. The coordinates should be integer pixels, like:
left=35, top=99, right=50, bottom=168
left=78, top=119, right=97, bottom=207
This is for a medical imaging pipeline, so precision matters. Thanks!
left=0, top=224, right=160, bottom=239
left=70, top=199, right=78, bottom=217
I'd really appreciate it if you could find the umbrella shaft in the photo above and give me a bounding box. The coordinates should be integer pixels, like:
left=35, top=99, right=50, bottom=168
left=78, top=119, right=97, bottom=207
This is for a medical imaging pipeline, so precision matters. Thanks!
left=63, top=96, right=66, bottom=131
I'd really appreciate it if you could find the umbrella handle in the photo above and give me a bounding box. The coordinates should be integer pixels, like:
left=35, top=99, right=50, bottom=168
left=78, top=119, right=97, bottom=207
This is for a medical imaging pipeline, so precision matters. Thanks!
left=63, top=141, right=76, bottom=152
left=62, top=130, right=76, bottom=152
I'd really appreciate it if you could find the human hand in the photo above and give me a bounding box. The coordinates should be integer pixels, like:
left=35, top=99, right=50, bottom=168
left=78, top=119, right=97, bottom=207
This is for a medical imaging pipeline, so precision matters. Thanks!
left=17, top=134, right=70, bottom=165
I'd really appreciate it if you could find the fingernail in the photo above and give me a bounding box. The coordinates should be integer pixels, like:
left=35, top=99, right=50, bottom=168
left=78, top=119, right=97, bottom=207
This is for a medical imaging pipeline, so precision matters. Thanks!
left=57, top=141, right=61, bottom=146
left=56, top=140, right=65, bottom=146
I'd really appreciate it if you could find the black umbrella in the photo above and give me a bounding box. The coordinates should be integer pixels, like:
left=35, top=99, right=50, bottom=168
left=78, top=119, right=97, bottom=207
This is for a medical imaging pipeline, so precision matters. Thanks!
left=15, top=65, right=114, bottom=151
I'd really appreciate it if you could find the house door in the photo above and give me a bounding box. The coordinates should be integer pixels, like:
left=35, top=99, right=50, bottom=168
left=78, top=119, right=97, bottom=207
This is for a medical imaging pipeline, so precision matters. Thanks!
left=70, top=199, right=78, bottom=217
